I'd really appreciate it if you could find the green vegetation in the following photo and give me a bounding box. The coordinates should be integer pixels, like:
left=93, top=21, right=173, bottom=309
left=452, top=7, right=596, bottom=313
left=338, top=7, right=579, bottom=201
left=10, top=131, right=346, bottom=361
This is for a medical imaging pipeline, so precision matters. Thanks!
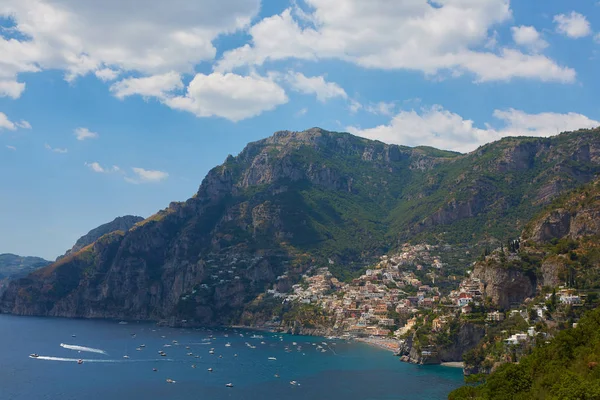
left=450, top=306, right=600, bottom=399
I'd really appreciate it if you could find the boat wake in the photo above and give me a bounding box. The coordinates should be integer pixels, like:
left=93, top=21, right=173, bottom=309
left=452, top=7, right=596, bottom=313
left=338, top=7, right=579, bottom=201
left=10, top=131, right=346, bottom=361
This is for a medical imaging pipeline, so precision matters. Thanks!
left=31, top=355, right=173, bottom=363
left=60, top=343, right=108, bottom=355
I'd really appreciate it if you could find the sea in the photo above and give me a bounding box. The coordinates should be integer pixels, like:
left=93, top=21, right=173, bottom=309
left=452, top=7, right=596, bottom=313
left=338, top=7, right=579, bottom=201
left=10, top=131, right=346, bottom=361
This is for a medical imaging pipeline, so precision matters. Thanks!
left=0, top=314, right=463, bottom=400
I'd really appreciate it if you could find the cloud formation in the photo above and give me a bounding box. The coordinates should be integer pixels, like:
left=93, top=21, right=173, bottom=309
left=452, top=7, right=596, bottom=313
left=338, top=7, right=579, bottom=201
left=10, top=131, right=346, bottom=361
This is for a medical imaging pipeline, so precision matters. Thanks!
left=74, top=127, right=99, bottom=141
left=127, top=167, right=169, bottom=183
left=554, top=12, right=592, bottom=39
left=44, top=143, right=68, bottom=153
left=0, top=0, right=260, bottom=98
left=0, top=112, right=31, bottom=131
left=85, top=162, right=120, bottom=173
left=284, top=72, right=347, bottom=102
left=511, top=26, right=548, bottom=52
left=347, top=106, right=599, bottom=153
left=217, top=1, right=575, bottom=83
left=164, top=72, right=288, bottom=121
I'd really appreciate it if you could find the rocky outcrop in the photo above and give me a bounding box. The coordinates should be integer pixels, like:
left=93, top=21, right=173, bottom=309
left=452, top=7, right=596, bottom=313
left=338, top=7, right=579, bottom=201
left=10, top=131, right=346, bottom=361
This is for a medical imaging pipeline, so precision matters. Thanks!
left=59, top=215, right=144, bottom=259
left=471, top=258, right=536, bottom=309
left=399, top=322, right=485, bottom=365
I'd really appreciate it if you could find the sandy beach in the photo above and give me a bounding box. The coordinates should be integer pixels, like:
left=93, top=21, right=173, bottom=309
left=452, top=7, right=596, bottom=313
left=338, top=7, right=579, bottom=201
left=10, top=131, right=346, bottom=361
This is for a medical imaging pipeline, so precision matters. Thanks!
left=441, top=362, right=465, bottom=368
left=355, top=337, right=401, bottom=353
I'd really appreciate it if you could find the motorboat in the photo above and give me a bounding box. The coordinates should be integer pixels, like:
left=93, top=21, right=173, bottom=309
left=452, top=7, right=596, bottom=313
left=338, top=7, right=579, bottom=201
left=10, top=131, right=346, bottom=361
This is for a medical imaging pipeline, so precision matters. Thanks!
left=226, top=383, right=233, bottom=388
left=207, top=368, right=213, bottom=372
left=268, top=357, right=277, bottom=361
left=123, top=355, right=130, bottom=359
left=290, top=380, right=298, bottom=386
left=153, top=368, right=158, bottom=372
left=29, top=354, right=39, bottom=358
left=166, top=378, right=176, bottom=384
left=77, top=359, right=83, bottom=364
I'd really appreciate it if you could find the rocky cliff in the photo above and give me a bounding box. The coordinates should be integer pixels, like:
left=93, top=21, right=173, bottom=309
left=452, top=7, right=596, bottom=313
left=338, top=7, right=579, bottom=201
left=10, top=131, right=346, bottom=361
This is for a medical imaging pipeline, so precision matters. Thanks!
left=2, top=127, right=600, bottom=325
left=59, top=215, right=144, bottom=259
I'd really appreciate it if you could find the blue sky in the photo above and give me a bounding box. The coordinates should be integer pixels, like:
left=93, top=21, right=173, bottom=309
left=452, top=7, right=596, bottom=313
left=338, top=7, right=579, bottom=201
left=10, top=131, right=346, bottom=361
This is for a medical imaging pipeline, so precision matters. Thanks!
left=1, top=0, right=599, bottom=259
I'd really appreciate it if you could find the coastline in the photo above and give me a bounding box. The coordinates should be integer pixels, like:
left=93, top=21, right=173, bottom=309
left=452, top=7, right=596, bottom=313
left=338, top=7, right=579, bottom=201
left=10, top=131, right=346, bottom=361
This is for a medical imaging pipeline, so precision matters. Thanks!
left=355, top=337, right=401, bottom=354
left=441, top=362, right=465, bottom=368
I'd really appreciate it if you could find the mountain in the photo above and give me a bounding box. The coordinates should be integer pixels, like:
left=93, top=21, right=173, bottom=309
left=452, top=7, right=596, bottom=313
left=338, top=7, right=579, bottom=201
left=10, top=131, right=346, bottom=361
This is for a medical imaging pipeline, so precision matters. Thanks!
left=1, top=127, right=599, bottom=325
left=0, top=254, right=50, bottom=294
left=59, top=215, right=144, bottom=259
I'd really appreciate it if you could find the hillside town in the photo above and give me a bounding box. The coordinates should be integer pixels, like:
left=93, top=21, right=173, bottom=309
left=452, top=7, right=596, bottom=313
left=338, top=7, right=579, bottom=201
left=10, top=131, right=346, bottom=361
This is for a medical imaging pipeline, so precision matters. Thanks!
left=264, top=244, right=588, bottom=367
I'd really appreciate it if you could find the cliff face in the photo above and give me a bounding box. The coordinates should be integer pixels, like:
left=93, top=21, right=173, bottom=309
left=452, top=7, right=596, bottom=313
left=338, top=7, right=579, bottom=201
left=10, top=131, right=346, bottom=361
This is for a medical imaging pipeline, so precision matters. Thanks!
left=471, top=258, right=536, bottom=309
left=2, top=128, right=600, bottom=325
left=59, top=215, right=144, bottom=259
left=0, top=254, right=50, bottom=295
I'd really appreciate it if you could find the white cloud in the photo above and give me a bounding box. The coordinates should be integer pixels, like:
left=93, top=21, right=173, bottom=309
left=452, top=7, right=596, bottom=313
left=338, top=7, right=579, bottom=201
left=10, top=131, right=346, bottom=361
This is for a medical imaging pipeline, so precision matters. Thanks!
left=110, top=72, right=183, bottom=99
left=217, top=2, right=575, bottom=83
left=85, top=162, right=119, bottom=173
left=511, top=26, right=548, bottom=52
left=164, top=72, right=287, bottom=121
left=74, top=127, right=99, bottom=141
left=0, top=112, right=17, bottom=130
left=15, top=120, right=32, bottom=129
left=44, top=143, right=68, bottom=153
left=0, top=80, right=26, bottom=99
left=0, top=0, right=260, bottom=96
left=284, top=72, right=347, bottom=102
left=295, top=107, right=308, bottom=117
left=347, top=105, right=599, bottom=153
left=365, top=101, right=396, bottom=116
left=595, top=33, right=600, bottom=43
left=95, top=68, right=120, bottom=82
left=6, top=145, right=16, bottom=151
left=0, top=112, right=29, bottom=131
left=126, top=167, right=169, bottom=184
left=554, top=12, right=592, bottom=38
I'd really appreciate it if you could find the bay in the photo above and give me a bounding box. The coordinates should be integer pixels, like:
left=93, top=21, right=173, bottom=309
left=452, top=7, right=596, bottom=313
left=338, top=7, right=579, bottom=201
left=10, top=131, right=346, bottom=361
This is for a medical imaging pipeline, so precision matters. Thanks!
left=0, top=315, right=463, bottom=399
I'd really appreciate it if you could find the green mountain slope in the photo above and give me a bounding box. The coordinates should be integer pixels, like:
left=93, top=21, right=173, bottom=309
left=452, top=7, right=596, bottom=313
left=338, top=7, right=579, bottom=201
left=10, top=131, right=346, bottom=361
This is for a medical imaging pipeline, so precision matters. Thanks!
left=1, top=127, right=599, bottom=325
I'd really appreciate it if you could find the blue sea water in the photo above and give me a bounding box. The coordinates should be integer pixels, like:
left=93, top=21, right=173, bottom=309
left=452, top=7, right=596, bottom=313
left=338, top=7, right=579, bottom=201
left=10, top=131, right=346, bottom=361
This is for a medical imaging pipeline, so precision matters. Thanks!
left=0, top=315, right=463, bottom=399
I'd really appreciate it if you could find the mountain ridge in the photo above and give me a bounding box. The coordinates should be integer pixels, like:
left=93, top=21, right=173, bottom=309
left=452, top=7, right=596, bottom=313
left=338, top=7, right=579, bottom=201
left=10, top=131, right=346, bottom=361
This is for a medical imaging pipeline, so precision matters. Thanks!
left=1, top=127, right=599, bottom=325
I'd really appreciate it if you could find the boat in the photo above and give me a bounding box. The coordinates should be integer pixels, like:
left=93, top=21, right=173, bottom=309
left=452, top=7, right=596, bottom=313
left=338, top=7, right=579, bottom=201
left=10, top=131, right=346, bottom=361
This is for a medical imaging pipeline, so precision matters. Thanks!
left=187, top=352, right=193, bottom=356
left=191, top=364, right=196, bottom=368
left=166, top=378, right=176, bottom=384
left=209, top=350, right=215, bottom=354
left=274, top=373, right=280, bottom=378
left=185, top=346, right=190, bottom=349
left=153, top=368, right=158, bottom=372
left=292, top=342, right=297, bottom=346
left=218, top=355, right=223, bottom=358
left=207, top=368, right=213, bottom=372
left=29, top=354, right=39, bottom=358
left=71, top=334, right=76, bottom=338
left=139, top=344, right=146, bottom=348
left=118, top=321, right=128, bottom=325
left=123, top=355, right=130, bottom=359
left=160, top=352, right=167, bottom=357
left=290, top=380, right=298, bottom=386
left=226, top=383, right=233, bottom=388
left=77, top=359, right=83, bottom=364
left=225, top=342, right=231, bottom=347
left=268, top=357, right=277, bottom=361
left=136, top=348, right=142, bottom=351
left=234, top=354, right=238, bottom=357
left=260, top=341, right=266, bottom=345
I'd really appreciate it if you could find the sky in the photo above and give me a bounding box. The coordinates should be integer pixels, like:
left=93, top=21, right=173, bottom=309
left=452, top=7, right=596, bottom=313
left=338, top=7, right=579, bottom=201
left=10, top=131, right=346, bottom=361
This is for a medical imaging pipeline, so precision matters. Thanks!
left=1, top=0, right=599, bottom=259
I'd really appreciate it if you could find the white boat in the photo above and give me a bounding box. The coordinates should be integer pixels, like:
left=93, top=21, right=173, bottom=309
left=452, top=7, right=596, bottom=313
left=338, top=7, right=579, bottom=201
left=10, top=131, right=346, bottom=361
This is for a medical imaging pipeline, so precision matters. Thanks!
left=268, top=357, right=277, bottom=361
left=139, top=344, right=146, bottom=348
left=29, top=354, right=39, bottom=358
left=207, top=368, right=213, bottom=372
left=187, top=352, right=193, bottom=356
left=77, top=359, right=83, bottom=364
left=209, top=350, right=215, bottom=354
left=226, top=383, right=233, bottom=388
left=123, top=355, right=130, bottom=359
left=166, top=378, right=176, bottom=384
left=290, top=380, right=298, bottom=386
left=225, top=343, right=231, bottom=347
